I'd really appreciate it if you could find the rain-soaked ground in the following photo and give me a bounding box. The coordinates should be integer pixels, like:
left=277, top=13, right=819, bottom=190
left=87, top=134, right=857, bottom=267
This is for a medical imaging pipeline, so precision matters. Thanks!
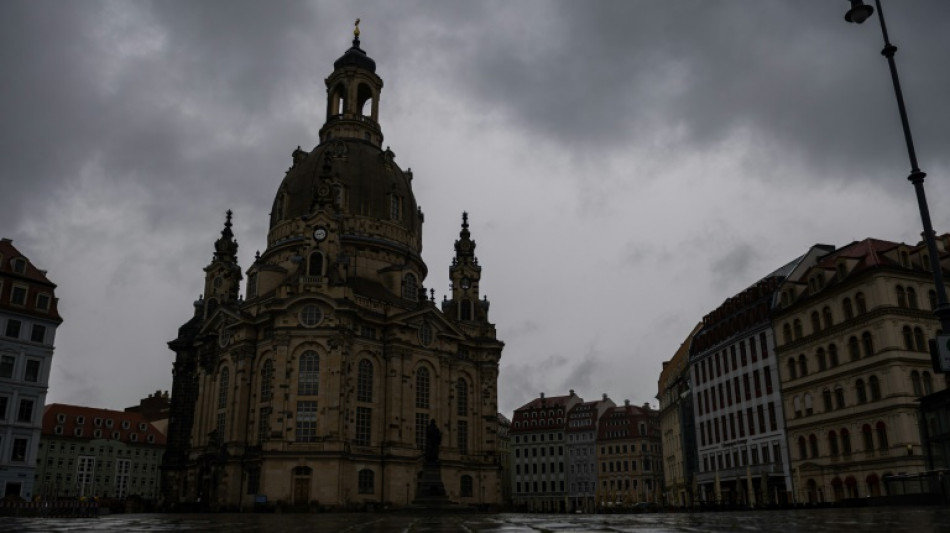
left=2, top=506, right=950, bottom=532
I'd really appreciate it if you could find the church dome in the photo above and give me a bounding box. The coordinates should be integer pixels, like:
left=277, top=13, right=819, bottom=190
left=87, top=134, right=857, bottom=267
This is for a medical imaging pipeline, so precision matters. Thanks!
left=268, top=139, right=420, bottom=243
left=333, top=37, right=376, bottom=73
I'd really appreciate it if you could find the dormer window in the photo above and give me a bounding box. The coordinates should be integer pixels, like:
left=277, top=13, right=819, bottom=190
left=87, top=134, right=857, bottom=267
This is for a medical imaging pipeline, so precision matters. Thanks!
left=35, top=293, right=51, bottom=311
left=390, top=195, right=402, bottom=221
left=10, top=285, right=27, bottom=306
left=11, top=258, right=26, bottom=274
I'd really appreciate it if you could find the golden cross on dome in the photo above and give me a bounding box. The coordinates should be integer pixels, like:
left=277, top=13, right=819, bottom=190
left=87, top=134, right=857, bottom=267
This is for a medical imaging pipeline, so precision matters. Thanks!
left=354, top=18, right=360, bottom=37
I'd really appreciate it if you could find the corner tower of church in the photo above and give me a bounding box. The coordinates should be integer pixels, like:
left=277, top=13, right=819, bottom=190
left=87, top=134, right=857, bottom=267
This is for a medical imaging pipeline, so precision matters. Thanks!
left=163, top=22, right=504, bottom=511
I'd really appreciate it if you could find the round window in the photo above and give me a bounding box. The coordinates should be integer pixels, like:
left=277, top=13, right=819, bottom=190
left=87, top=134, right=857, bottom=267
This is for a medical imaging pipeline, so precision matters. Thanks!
left=300, top=304, right=323, bottom=327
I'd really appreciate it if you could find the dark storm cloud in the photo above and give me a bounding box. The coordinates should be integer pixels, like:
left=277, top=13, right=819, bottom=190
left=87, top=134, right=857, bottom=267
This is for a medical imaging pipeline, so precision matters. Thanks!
left=432, top=1, right=950, bottom=190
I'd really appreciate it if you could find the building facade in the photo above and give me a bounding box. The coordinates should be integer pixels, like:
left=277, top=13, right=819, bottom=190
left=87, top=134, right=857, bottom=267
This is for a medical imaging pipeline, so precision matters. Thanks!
left=775, top=237, right=948, bottom=503
left=595, top=401, right=662, bottom=508
left=565, top=395, right=614, bottom=512
left=689, top=245, right=831, bottom=506
left=657, top=323, right=700, bottom=507
left=510, top=391, right=582, bottom=512
left=35, top=404, right=166, bottom=501
left=0, top=238, right=61, bottom=500
left=162, top=28, right=504, bottom=510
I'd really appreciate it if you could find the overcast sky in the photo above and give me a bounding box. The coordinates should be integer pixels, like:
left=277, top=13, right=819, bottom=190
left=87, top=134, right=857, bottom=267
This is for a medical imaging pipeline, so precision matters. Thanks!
left=3, top=1, right=950, bottom=416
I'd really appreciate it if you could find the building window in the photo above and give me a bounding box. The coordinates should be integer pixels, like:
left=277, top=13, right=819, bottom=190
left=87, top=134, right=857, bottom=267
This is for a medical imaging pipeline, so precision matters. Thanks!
left=798, top=437, right=807, bottom=460
left=896, top=286, right=907, bottom=307
left=842, top=298, right=854, bottom=319
left=456, top=378, right=468, bottom=416
left=829, top=431, right=839, bottom=456
left=876, top=422, right=889, bottom=451
left=828, top=344, right=839, bottom=366
left=458, top=420, right=469, bottom=455
left=295, top=401, right=317, bottom=442
left=823, top=306, right=833, bottom=328
left=862, top=332, right=875, bottom=357
left=841, top=429, right=852, bottom=455
left=848, top=336, right=860, bottom=361
left=835, top=387, right=845, bottom=409
left=419, top=321, right=433, bottom=346
left=10, top=285, right=27, bottom=306
left=218, top=367, right=229, bottom=409
left=809, top=434, right=819, bottom=458
left=17, top=398, right=34, bottom=423
left=115, top=459, right=131, bottom=498
left=10, top=438, right=28, bottom=462
left=390, top=195, right=402, bottom=221
left=817, top=348, right=827, bottom=371
left=357, top=359, right=373, bottom=402
left=798, top=354, right=808, bottom=377
left=862, top=424, right=874, bottom=451
left=246, top=272, right=258, bottom=299
left=258, top=407, right=271, bottom=443
left=22, top=359, right=39, bottom=383
left=912, top=371, right=922, bottom=396
left=1, top=355, right=15, bottom=378
left=811, top=311, right=821, bottom=333
left=914, top=328, right=926, bottom=352
left=856, top=379, right=867, bottom=403
left=298, top=351, right=319, bottom=396
left=299, top=304, right=322, bottom=327
left=402, top=273, right=418, bottom=300
left=30, top=324, right=46, bottom=344
left=358, top=469, right=374, bottom=494
left=793, top=320, right=803, bottom=339
left=869, top=375, right=882, bottom=401
left=355, top=406, right=371, bottom=446
left=260, top=360, right=274, bottom=400
left=415, top=412, right=429, bottom=449
left=856, top=292, right=867, bottom=313
left=308, top=251, right=323, bottom=277
left=11, top=258, right=26, bottom=274
left=4, top=319, right=21, bottom=339
left=923, top=372, right=934, bottom=395
left=460, top=475, right=474, bottom=497
left=908, top=287, right=919, bottom=308
left=416, top=367, right=430, bottom=409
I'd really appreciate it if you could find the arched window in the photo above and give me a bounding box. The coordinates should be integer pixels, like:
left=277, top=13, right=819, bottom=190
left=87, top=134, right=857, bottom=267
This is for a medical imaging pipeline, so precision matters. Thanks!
left=923, top=372, right=934, bottom=395
left=869, top=375, right=882, bottom=401
left=856, top=292, right=867, bottom=314
left=841, top=428, right=852, bottom=455
left=908, top=287, right=919, bottom=309
left=798, top=436, right=807, bottom=460
left=416, top=367, right=430, bottom=409
left=914, top=327, right=926, bottom=352
left=218, top=367, right=230, bottom=409
left=930, top=290, right=938, bottom=310
left=829, top=344, right=839, bottom=367
left=357, top=359, right=373, bottom=402
left=783, top=324, right=792, bottom=344
left=298, top=351, right=319, bottom=396
left=816, top=348, right=827, bottom=371
left=835, top=386, right=845, bottom=409
left=460, top=475, right=474, bottom=497
left=804, top=393, right=814, bottom=415
left=308, top=251, right=324, bottom=277
left=456, top=378, right=468, bottom=416
left=358, top=469, right=375, bottom=494
left=798, top=354, right=808, bottom=377
left=828, top=431, right=839, bottom=456
left=260, top=359, right=274, bottom=400
left=856, top=379, right=867, bottom=404
left=793, top=320, right=803, bottom=340
left=862, top=424, right=874, bottom=451
left=843, top=298, right=854, bottom=320
left=911, top=371, right=922, bottom=396
left=862, top=332, right=875, bottom=357
left=896, top=285, right=907, bottom=307
left=788, top=357, right=797, bottom=380
left=402, top=273, right=418, bottom=300
left=822, top=389, right=833, bottom=412
left=848, top=336, right=861, bottom=361
left=876, top=422, right=889, bottom=451
left=811, top=312, right=821, bottom=334
left=793, top=395, right=803, bottom=418
left=823, top=306, right=833, bottom=329
left=903, top=326, right=915, bottom=350
left=809, top=434, right=819, bottom=458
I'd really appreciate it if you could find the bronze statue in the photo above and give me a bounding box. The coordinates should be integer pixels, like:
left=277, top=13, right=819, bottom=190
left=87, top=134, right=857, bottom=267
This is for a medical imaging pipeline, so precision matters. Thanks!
left=424, top=419, right=441, bottom=463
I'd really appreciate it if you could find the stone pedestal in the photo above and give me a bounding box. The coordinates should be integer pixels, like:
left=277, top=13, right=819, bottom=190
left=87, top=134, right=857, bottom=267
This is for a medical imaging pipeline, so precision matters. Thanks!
left=412, top=462, right=450, bottom=506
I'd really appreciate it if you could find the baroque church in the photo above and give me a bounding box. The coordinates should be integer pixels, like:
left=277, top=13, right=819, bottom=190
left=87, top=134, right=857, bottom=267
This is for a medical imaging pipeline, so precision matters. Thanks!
left=162, top=25, right=504, bottom=510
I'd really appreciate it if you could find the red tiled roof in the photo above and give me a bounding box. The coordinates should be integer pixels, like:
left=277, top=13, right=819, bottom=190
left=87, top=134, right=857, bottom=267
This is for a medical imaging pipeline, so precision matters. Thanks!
left=42, top=404, right=167, bottom=446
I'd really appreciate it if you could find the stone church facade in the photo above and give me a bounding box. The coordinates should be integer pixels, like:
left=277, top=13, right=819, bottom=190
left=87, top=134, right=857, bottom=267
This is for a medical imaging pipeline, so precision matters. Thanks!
left=162, top=27, right=504, bottom=510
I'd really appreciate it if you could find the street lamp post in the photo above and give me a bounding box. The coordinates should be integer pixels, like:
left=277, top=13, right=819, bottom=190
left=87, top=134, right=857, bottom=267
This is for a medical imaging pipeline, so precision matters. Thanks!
left=844, top=0, right=950, bottom=346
